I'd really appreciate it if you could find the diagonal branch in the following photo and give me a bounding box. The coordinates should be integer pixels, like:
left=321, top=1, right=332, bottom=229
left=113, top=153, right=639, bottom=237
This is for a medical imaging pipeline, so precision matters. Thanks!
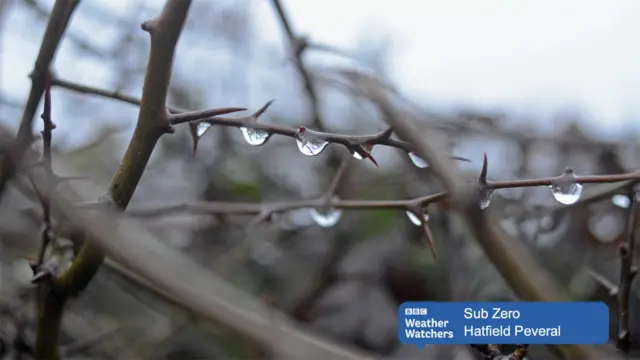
left=617, top=192, right=638, bottom=352
left=354, top=75, right=601, bottom=360
left=33, top=1, right=193, bottom=359
left=270, top=0, right=322, bottom=128
left=0, top=0, right=81, bottom=199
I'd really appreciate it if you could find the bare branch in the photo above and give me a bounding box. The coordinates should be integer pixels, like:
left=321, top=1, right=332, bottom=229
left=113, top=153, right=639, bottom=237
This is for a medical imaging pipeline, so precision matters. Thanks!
left=354, top=75, right=601, bottom=360
left=0, top=0, right=81, bottom=199
left=617, top=192, right=638, bottom=352
left=33, top=1, right=193, bottom=359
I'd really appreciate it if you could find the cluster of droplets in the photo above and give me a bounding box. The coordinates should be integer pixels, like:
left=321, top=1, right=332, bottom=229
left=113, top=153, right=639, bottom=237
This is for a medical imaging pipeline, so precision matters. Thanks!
left=296, top=127, right=329, bottom=156
left=549, top=167, right=583, bottom=205
left=308, top=196, right=342, bottom=227
left=240, top=127, right=269, bottom=146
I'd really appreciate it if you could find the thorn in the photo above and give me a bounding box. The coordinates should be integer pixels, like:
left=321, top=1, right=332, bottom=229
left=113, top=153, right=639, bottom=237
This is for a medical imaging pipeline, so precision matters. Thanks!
left=204, top=107, right=247, bottom=117
left=478, top=153, right=488, bottom=184
left=141, top=20, right=155, bottom=33
left=367, top=152, right=379, bottom=167
left=188, top=123, right=199, bottom=157
left=421, top=223, right=437, bottom=262
left=380, top=127, right=394, bottom=139
left=252, top=100, right=275, bottom=118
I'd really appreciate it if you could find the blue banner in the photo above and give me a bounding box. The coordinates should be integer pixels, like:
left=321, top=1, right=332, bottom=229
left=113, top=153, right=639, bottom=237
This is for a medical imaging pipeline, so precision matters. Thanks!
left=398, top=301, right=609, bottom=346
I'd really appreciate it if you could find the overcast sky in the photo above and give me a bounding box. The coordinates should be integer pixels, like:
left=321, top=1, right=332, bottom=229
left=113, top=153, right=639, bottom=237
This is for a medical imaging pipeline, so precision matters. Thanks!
left=2, top=0, right=639, bottom=141
left=256, top=0, right=640, bottom=137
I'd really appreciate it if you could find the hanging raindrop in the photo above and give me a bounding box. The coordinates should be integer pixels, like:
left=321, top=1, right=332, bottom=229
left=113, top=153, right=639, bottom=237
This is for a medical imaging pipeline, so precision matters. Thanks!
left=406, top=210, right=429, bottom=226
left=240, top=127, right=269, bottom=146
left=479, top=189, right=494, bottom=210
left=309, top=197, right=342, bottom=227
left=296, top=127, right=328, bottom=156
left=549, top=167, right=583, bottom=205
left=408, top=152, right=428, bottom=168
left=351, top=144, right=374, bottom=160
left=196, top=122, right=212, bottom=137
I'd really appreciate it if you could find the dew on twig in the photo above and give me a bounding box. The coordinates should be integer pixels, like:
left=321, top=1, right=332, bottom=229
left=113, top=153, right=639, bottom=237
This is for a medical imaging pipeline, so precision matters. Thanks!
left=240, top=127, right=269, bottom=146
left=309, top=196, right=342, bottom=227
left=408, top=152, right=428, bottom=168
left=549, top=167, right=583, bottom=205
left=196, top=122, right=212, bottom=137
left=295, top=127, right=328, bottom=156
left=406, top=210, right=429, bottom=226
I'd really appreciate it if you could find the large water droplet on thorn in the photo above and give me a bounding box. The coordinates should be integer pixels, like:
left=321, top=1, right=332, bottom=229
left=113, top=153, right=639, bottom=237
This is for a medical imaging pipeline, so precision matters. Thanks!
left=408, top=152, right=428, bottom=168
left=406, top=210, right=429, bottom=226
left=296, top=127, right=328, bottom=156
left=479, top=189, right=493, bottom=210
left=196, top=122, right=212, bottom=137
left=309, top=197, right=342, bottom=227
left=240, top=127, right=269, bottom=146
left=549, top=167, right=583, bottom=205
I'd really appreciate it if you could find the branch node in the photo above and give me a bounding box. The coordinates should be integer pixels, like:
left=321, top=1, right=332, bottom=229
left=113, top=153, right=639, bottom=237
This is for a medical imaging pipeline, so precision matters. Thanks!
left=141, top=20, right=156, bottom=33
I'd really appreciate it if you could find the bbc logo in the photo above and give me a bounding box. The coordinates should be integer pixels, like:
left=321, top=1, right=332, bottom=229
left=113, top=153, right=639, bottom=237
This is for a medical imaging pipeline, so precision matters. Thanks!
left=405, top=308, right=428, bottom=316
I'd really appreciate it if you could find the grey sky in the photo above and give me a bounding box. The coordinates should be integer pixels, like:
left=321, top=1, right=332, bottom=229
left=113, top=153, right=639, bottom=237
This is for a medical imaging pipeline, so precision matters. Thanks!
left=2, top=0, right=639, bottom=141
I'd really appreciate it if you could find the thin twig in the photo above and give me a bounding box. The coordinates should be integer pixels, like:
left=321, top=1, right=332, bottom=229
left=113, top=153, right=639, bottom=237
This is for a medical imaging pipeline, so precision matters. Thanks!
left=617, top=192, right=638, bottom=352
left=0, top=0, right=81, bottom=199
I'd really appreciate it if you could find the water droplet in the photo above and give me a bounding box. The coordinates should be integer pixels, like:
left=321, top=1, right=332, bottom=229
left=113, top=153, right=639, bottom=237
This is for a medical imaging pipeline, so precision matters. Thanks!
left=479, top=189, right=493, bottom=210
left=296, top=137, right=328, bottom=156
left=549, top=168, right=583, bottom=205
left=612, top=194, right=631, bottom=209
left=240, top=127, right=269, bottom=146
left=196, top=122, right=212, bottom=137
left=408, top=152, right=428, bottom=168
left=351, top=144, right=374, bottom=160
left=406, top=210, right=429, bottom=226
left=309, top=198, right=342, bottom=227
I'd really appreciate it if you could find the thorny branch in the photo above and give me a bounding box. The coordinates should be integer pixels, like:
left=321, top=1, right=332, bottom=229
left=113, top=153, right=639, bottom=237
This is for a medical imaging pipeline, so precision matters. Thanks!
left=0, top=0, right=81, bottom=198
left=588, top=192, right=639, bottom=353
left=355, top=75, right=602, bottom=359
left=50, top=76, right=468, bottom=163
left=6, top=0, right=640, bottom=359
left=31, top=1, right=195, bottom=359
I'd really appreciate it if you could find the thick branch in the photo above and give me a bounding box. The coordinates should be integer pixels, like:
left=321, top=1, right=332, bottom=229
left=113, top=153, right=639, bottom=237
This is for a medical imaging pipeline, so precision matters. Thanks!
left=34, top=1, right=192, bottom=359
